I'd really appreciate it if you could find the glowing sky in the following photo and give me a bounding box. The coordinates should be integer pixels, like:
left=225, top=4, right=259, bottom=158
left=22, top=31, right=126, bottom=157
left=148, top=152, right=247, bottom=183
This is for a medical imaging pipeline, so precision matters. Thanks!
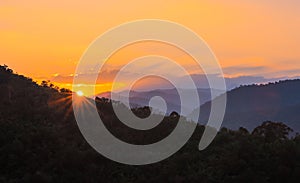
left=1, top=0, right=299, bottom=95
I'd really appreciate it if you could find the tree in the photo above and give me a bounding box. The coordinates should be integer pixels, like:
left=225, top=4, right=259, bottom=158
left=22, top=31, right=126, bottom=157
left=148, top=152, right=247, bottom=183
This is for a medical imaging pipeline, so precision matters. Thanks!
left=41, top=80, right=49, bottom=87
left=238, top=127, right=249, bottom=135
left=252, top=121, right=293, bottom=142
left=170, top=111, right=179, bottom=118
left=60, top=88, right=72, bottom=93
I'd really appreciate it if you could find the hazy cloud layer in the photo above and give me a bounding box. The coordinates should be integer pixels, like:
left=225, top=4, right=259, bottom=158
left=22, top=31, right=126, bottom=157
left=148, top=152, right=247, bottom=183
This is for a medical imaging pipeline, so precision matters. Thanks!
left=222, top=65, right=268, bottom=75
left=50, top=69, right=300, bottom=92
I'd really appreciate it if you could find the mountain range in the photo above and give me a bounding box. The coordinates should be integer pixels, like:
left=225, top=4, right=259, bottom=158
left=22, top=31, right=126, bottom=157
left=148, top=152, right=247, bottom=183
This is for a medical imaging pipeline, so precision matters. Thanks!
left=190, top=79, right=300, bottom=132
left=97, top=88, right=225, bottom=116
left=98, top=79, right=300, bottom=132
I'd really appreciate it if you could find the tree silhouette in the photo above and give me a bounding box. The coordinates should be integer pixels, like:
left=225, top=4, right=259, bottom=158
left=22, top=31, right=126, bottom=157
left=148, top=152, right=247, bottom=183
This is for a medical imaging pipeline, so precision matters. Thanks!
left=170, top=111, right=179, bottom=118
left=252, top=121, right=293, bottom=142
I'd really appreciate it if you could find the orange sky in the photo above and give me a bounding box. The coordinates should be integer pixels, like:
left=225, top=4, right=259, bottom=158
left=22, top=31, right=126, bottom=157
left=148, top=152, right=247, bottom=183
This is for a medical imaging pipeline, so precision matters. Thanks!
left=1, top=0, right=299, bottom=95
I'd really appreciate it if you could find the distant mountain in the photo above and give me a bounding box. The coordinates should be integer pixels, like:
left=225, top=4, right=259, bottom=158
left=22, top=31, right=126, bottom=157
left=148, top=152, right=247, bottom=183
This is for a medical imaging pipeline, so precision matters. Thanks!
left=177, top=74, right=300, bottom=90
left=97, top=88, right=225, bottom=115
left=190, top=79, right=300, bottom=132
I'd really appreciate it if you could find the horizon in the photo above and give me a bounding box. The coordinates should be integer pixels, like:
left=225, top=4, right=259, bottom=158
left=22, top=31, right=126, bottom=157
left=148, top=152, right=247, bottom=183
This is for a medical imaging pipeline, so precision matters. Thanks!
left=2, top=64, right=300, bottom=98
left=2, top=64, right=300, bottom=97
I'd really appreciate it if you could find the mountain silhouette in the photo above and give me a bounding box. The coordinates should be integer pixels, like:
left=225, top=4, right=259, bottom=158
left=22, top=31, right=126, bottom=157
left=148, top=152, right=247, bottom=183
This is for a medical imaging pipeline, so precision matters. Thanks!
left=191, top=79, right=300, bottom=132
left=96, top=88, right=224, bottom=116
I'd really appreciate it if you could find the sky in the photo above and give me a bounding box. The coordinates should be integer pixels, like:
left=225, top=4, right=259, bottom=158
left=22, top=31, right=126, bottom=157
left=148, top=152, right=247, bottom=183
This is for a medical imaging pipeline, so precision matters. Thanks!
left=0, top=0, right=299, bottom=95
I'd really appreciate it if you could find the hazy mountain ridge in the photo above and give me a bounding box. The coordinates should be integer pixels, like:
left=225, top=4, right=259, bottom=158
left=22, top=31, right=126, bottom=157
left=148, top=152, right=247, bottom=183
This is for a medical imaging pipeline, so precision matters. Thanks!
left=192, top=79, right=300, bottom=132
left=97, top=88, right=225, bottom=115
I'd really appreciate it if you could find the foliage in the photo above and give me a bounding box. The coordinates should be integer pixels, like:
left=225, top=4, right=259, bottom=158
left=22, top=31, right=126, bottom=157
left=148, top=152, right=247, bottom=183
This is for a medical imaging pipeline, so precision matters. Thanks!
left=252, top=121, right=293, bottom=142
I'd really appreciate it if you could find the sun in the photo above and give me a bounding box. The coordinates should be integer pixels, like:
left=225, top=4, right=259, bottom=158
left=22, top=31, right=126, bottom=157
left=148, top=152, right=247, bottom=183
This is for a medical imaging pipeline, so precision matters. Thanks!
left=76, top=91, right=84, bottom=97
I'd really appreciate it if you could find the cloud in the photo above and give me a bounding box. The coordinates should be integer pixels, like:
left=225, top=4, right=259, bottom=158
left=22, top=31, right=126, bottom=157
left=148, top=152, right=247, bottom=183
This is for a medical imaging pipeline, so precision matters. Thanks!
left=179, top=74, right=300, bottom=90
left=222, top=65, right=268, bottom=75
left=50, top=69, right=143, bottom=85
left=49, top=64, right=300, bottom=92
